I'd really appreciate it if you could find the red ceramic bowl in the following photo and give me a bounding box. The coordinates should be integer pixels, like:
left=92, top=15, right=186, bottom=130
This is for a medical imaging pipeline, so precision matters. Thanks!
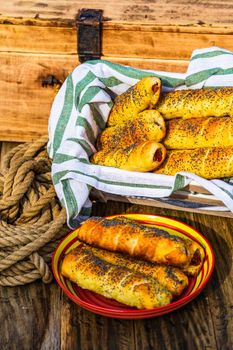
left=52, top=213, right=214, bottom=319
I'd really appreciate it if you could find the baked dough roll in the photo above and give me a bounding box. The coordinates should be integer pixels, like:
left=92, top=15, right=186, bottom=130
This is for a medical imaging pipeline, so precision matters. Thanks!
left=164, top=116, right=233, bottom=149
left=97, top=110, right=166, bottom=151
left=61, top=246, right=172, bottom=309
left=107, top=76, right=161, bottom=126
left=91, top=141, right=166, bottom=172
left=85, top=245, right=189, bottom=296
left=155, top=87, right=233, bottom=120
left=76, top=216, right=204, bottom=269
left=155, top=146, right=233, bottom=179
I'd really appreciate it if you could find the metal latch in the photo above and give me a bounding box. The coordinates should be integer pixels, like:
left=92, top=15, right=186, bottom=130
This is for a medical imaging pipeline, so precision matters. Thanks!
left=76, top=9, right=103, bottom=63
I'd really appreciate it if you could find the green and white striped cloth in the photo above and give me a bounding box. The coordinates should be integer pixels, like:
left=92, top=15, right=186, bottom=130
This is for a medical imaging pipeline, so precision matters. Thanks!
left=48, top=46, right=233, bottom=228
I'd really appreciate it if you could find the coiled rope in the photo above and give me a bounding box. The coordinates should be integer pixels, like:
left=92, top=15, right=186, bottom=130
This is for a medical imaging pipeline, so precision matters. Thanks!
left=0, top=136, right=68, bottom=286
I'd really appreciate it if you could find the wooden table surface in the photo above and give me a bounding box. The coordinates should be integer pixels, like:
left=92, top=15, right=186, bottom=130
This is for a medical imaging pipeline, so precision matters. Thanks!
left=1, top=202, right=233, bottom=350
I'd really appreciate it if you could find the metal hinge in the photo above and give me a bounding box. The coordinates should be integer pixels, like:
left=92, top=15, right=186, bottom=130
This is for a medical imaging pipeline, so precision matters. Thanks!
left=76, top=8, right=103, bottom=63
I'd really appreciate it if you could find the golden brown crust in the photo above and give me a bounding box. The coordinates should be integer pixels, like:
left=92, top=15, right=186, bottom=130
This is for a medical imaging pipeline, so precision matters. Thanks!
left=61, top=245, right=172, bottom=309
left=155, top=146, right=233, bottom=179
left=164, top=116, right=233, bottom=149
left=155, top=87, right=233, bottom=120
left=84, top=244, right=189, bottom=296
left=91, top=141, right=166, bottom=172
left=107, top=76, right=161, bottom=126
left=97, top=110, right=166, bottom=151
left=76, top=216, right=199, bottom=268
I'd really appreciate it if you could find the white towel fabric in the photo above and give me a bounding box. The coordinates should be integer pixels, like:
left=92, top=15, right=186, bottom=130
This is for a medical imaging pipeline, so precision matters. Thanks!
left=48, top=46, right=233, bottom=228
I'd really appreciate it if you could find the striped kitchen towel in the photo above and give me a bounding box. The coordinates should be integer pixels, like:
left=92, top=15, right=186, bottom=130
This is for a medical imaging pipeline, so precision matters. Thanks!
left=48, top=46, right=233, bottom=228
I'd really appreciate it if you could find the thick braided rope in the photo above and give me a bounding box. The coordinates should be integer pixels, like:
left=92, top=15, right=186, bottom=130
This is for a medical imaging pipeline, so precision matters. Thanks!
left=0, top=136, right=69, bottom=286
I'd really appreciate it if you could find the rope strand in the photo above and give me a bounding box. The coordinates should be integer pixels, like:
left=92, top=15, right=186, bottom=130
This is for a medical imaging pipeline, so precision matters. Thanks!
left=0, top=136, right=68, bottom=286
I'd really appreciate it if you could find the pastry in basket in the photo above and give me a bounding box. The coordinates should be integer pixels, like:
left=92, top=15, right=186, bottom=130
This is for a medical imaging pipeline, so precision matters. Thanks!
left=107, top=76, right=161, bottom=126
left=155, top=146, right=233, bottom=179
left=91, top=141, right=166, bottom=172
left=154, top=87, right=233, bottom=119
left=97, top=110, right=166, bottom=151
left=61, top=245, right=172, bottom=309
left=76, top=216, right=205, bottom=273
left=84, top=244, right=189, bottom=296
left=164, top=116, right=233, bottom=149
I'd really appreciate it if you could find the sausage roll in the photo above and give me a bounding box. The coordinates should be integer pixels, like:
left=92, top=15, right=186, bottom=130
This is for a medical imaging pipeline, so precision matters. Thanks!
left=97, top=110, right=166, bottom=151
left=91, top=141, right=166, bottom=172
left=155, top=146, right=233, bottom=179
left=85, top=244, right=189, bottom=296
left=107, top=76, right=161, bottom=126
left=155, top=87, right=233, bottom=120
left=61, top=245, right=172, bottom=309
left=76, top=216, right=205, bottom=271
left=164, top=116, right=233, bottom=149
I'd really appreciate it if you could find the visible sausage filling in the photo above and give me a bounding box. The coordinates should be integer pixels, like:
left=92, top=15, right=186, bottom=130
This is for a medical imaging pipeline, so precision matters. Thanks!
left=152, top=83, right=159, bottom=94
left=153, top=148, right=163, bottom=163
left=191, top=249, right=202, bottom=266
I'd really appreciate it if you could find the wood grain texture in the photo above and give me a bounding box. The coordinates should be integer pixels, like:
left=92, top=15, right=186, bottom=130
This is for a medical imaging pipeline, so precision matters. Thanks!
left=0, top=281, right=61, bottom=350
left=192, top=213, right=233, bottom=350
left=0, top=23, right=76, bottom=54
left=102, top=24, right=233, bottom=60
left=0, top=52, right=79, bottom=141
left=134, top=297, right=216, bottom=350
left=2, top=21, right=233, bottom=59
left=61, top=296, right=135, bottom=350
left=0, top=202, right=233, bottom=349
left=1, top=0, right=233, bottom=26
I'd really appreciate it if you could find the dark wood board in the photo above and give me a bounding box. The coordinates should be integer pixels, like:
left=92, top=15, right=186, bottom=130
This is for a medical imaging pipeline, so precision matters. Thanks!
left=1, top=202, right=233, bottom=350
